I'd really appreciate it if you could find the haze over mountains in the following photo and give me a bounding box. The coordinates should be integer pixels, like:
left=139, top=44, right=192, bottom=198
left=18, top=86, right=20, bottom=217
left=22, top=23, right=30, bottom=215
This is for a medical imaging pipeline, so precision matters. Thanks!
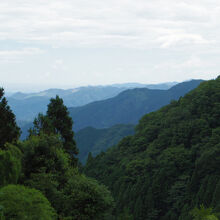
left=2, top=76, right=219, bottom=219
left=69, top=80, right=203, bottom=131
left=16, top=79, right=203, bottom=162
left=8, top=82, right=177, bottom=122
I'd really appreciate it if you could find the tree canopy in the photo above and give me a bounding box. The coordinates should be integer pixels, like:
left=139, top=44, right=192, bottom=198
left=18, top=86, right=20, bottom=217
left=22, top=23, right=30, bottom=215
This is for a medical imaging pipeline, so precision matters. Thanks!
left=0, top=184, right=57, bottom=220
left=0, top=92, right=114, bottom=219
left=84, top=77, right=220, bottom=220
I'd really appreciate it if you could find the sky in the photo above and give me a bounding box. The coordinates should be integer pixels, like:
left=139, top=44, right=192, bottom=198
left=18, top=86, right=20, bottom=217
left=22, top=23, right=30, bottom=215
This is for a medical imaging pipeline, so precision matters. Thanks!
left=0, top=0, right=220, bottom=92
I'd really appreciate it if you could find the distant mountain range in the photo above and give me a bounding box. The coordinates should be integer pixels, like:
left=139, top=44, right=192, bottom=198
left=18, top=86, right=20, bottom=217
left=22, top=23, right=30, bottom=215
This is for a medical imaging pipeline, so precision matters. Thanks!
left=111, top=82, right=177, bottom=89
left=7, top=82, right=178, bottom=122
left=8, top=87, right=124, bottom=121
left=17, top=80, right=203, bottom=163
left=69, top=80, right=203, bottom=131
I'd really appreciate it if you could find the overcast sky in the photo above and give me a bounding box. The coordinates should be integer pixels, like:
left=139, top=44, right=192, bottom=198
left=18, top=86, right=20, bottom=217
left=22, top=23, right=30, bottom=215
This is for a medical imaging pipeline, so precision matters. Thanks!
left=0, top=0, right=219, bottom=91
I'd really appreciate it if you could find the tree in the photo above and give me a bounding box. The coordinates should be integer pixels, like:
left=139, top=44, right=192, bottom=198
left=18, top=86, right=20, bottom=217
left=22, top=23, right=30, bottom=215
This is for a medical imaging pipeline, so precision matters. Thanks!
left=0, top=88, right=20, bottom=148
left=31, top=96, right=78, bottom=165
left=0, top=185, right=57, bottom=220
left=0, top=144, right=22, bottom=187
left=61, top=174, right=114, bottom=220
left=21, top=133, right=71, bottom=186
left=20, top=133, right=114, bottom=219
left=47, top=96, right=78, bottom=153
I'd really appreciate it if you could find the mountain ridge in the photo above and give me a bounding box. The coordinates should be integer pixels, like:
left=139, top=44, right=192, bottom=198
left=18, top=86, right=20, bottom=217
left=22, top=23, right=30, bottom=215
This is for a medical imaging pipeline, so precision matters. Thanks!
left=69, top=80, right=203, bottom=131
left=8, top=82, right=177, bottom=122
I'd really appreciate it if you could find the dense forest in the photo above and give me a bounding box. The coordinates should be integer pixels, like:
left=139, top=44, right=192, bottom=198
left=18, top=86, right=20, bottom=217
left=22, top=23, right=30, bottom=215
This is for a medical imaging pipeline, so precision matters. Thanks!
left=0, top=77, right=219, bottom=219
left=0, top=90, right=114, bottom=219
left=84, top=77, right=220, bottom=219
left=75, top=124, right=135, bottom=164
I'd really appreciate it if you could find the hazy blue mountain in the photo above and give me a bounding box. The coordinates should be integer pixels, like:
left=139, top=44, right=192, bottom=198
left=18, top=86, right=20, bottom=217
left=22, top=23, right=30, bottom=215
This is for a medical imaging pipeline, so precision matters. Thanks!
left=112, top=82, right=177, bottom=89
left=8, top=82, right=178, bottom=122
left=17, top=120, right=33, bottom=140
left=8, top=96, right=50, bottom=121
left=8, top=86, right=126, bottom=121
left=69, top=80, right=203, bottom=131
left=75, top=124, right=135, bottom=164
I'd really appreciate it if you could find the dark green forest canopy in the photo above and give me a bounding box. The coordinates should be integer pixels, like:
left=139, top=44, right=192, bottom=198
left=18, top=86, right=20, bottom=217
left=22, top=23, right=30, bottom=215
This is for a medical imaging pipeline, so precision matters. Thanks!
left=84, top=77, right=220, bottom=220
left=75, top=124, right=135, bottom=164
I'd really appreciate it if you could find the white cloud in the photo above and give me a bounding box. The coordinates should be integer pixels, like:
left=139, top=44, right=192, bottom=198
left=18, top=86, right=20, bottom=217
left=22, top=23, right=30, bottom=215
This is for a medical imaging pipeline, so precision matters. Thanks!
left=0, top=0, right=220, bottom=88
left=0, top=48, right=45, bottom=63
left=52, top=59, right=64, bottom=69
left=0, top=0, right=219, bottom=49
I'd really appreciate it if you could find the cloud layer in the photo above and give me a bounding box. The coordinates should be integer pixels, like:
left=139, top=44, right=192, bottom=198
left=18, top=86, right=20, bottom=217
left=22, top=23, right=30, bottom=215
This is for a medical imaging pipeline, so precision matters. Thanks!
left=1, top=0, right=219, bottom=49
left=0, top=0, right=219, bottom=89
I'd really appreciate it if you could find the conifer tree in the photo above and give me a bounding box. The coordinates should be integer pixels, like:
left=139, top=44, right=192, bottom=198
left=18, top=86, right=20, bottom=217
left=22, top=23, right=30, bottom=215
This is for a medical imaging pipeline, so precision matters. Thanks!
left=31, top=95, right=78, bottom=165
left=0, top=88, right=20, bottom=148
left=47, top=96, right=78, bottom=155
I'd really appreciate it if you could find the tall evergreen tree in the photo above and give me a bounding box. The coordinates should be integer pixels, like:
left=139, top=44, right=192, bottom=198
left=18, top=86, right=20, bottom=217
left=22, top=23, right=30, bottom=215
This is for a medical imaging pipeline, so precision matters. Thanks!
left=0, top=88, right=20, bottom=148
left=30, top=95, right=78, bottom=165
left=47, top=96, right=78, bottom=154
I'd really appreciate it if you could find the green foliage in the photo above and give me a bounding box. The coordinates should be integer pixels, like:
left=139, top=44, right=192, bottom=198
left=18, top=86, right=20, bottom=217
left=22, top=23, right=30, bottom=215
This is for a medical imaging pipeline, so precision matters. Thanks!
left=30, top=96, right=78, bottom=165
left=84, top=77, right=220, bottom=219
left=20, top=134, right=73, bottom=212
left=0, top=88, right=114, bottom=219
left=0, top=144, right=22, bottom=187
left=19, top=133, right=114, bottom=219
left=61, top=174, right=114, bottom=220
left=0, top=184, right=57, bottom=220
left=117, top=208, right=133, bottom=220
left=0, top=88, right=20, bottom=148
left=21, top=134, right=71, bottom=180
left=190, top=205, right=219, bottom=220
left=47, top=96, right=78, bottom=155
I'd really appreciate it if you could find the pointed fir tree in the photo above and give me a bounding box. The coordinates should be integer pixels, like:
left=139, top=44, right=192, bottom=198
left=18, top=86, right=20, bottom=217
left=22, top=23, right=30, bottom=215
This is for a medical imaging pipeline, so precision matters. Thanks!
left=0, top=88, right=20, bottom=148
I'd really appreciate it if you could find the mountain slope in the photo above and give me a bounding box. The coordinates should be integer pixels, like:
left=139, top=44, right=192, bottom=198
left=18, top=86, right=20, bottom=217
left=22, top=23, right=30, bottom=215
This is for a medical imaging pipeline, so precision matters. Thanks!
left=75, top=124, right=135, bottom=164
left=8, top=82, right=178, bottom=122
left=69, top=80, right=203, bottom=131
left=8, top=86, right=127, bottom=121
left=8, top=96, right=50, bottom=121
left=84, top=77, right=220, bottom=220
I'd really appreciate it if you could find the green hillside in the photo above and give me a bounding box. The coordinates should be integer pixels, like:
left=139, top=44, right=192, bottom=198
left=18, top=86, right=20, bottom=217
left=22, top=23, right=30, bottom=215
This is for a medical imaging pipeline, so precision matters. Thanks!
left=75, top=124, right=135, bottom=164
left=84, top=77, right=220, bottom=220
left=69, top=80, right=203, bottom=131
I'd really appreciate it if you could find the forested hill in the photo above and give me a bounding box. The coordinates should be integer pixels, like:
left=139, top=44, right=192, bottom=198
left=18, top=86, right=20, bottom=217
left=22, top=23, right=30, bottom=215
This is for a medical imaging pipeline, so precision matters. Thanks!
left=75, top=124, right=135, bottom=164
left=84, top=77, right=220, bottom=220
left=69, top=80, right=203, bottom=131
